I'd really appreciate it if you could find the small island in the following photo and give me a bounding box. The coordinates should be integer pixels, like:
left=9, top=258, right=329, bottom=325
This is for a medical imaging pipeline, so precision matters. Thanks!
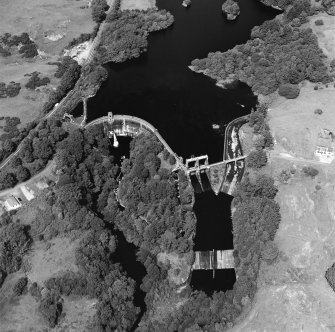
left=222, top=0, right=240, bottom=20
left=182, top=0, right=191, bottom=8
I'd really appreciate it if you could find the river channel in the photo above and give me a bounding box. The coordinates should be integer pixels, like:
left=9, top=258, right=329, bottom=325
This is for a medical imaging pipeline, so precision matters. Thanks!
left=87, top=0, right=279, bottom=294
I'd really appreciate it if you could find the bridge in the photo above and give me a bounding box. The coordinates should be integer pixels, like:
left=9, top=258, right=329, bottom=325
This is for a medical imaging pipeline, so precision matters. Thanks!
left=192, top=250, right=235, bottom=271
left=186, top=155, right=246, bottom=175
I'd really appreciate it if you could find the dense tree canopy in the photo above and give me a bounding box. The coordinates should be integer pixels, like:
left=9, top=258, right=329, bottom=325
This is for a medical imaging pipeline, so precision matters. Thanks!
left=192, top=8, right=330, bottom=95
left=96, top=8, right=174, bottom=63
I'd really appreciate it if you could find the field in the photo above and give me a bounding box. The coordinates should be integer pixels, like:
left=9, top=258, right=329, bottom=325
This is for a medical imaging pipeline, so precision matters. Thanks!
left=121, top=0, right=156, bottom=10
left=230, top=14, right=335, bottom=331
left=0, top=0, right=94, bottom=129
left=305, top=13, right=335, bottom=62
left=232, top=160, right=335, bottom=331
left=0, top=193, right=96, bottom=331
left=266, top=81, right=335, bottom=160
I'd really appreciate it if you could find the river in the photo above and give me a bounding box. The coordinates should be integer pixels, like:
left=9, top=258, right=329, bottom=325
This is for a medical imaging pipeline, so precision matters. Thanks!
left=86, top=0, right=279, bottom=294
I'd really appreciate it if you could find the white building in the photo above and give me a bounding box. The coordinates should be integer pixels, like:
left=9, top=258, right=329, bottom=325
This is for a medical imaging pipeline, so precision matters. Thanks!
left=4, top=196, right=22, bottom=211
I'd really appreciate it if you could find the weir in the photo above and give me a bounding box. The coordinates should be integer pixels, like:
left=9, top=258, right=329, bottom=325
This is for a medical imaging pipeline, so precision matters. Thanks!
left=192, top=250, right=235, bottom=270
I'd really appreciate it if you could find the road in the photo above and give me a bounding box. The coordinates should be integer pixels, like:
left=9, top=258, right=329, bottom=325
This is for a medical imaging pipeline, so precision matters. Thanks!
left=0, top=89, right=74, bottom=171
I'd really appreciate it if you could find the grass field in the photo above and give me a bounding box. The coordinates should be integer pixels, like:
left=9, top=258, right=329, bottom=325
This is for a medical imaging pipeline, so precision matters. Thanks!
left=0, top=0, right=94, bottom=128
left=267, top=81, right=335, bottom=160
left=121, top=0, right=156, bottom=10
left=232, top=162, right=335, bottom=331
left=305, top=13, right=335, bottom=62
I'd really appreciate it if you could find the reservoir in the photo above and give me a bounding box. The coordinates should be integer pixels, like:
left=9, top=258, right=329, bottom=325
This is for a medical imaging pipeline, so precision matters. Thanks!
left=87, top=0, right=279, bottom=293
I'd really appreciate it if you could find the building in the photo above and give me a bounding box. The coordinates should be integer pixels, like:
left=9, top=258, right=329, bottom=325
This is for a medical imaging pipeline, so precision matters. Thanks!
left=4, top=196, right=22, bottom=211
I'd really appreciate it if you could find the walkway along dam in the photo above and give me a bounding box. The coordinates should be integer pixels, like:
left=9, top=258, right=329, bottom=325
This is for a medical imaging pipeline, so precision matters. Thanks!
left=84, top=112, right=248, bottom=196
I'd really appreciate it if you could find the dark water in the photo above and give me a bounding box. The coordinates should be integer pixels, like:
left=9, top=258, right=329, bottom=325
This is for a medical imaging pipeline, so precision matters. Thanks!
left=87, top=0, right=279, bottom=163
left=86, top=0, right=279, bottom=296
left=190, top=175, right=236, bottom=293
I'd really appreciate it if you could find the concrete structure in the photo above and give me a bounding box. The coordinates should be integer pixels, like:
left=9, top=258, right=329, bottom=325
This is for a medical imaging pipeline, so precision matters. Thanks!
left=192, top=250, right=235, bottom=270
left=315, top=145, right=335, bottom=163
left=20, top=185, right=35, bottom=201
left=4, top=196, right=22, bottom=211
left=85, top=113, right=248, bottom=195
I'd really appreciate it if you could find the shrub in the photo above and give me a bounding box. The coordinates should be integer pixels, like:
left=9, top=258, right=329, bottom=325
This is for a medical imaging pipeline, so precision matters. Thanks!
left=315, top=19, right=324, bottom=26
left=314, top=108, right=323, bottom=115
left=25, top=72, right=50, bottom=90
left=13, top=276, right=28, bottom=296
left=162, top=149, right=170, bottom=160
left=326, top=263, right=335, bottom=292
left=0, top=270, right=6, bottom=288
left=29, top=282, right=42, bottom=300
left=278, top=84, right=300, bottom=99
left=261, top=241, right=279, bottom=264
left=302, top=166, right=318, bottom=178
left=19, top=43, right=38, bottom=58
left=168, top=154, right=176, bottom=165
left=5, top=82, right=21, bottom=97
left=0, top=45, right=11, bottom=57
left=39, top=291, right=63, bottom=328
left=66, top=33, right=92, bottom=49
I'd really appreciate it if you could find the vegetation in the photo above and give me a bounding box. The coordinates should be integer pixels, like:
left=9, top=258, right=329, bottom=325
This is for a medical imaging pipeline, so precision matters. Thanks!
left=0, top=82, right=21, bottom=98
left=96, top=8, right=174, bottom=63
left=222, top=0, right=240, bottom=20
left=13, top=276, right=28, bottom=296
left=302, top=166, right=319, bottom=178
left=278, top=83, right=300, bottom=99
left=326, top=263, right=335, bottom=292
left=25, top=72, right=50, bottom=90
left=191, top=4, right=330, bottom=95
left=0, top=32, right=38, bottom=58
left=42, top=57, right=81, bottom=114
left=66, top=33, right=92, bottom=49
left=0, top=223, right=31, bottom=274
left=91, top=0, right=109, bottom=23
left=38, top=291, right=63, bottom=328
left=246, top=150, right=267, bottom=168
left=105, top=134, right=196, bottom=255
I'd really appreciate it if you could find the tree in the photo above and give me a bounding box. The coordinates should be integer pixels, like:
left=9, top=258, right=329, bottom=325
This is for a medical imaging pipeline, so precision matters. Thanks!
left=246, top=150, right=267, bottom=168
left=0, top=223, right=31, bottom=273
left=32, top=137, right=53, bottom=160
left=302, top=166, right=318, bottom=178
left=91, top=0, right=109, bottom=23
left=278, top=84, right=300, bottom=99
left=38, top=291, right=63, bottom=328
left=0, top=172, right=17, bottom=190
left=13, top=276, right=28, bottom=296
left=15, top=166, right=31, bottom=182
left=222, top=0, right=240, bottom=20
